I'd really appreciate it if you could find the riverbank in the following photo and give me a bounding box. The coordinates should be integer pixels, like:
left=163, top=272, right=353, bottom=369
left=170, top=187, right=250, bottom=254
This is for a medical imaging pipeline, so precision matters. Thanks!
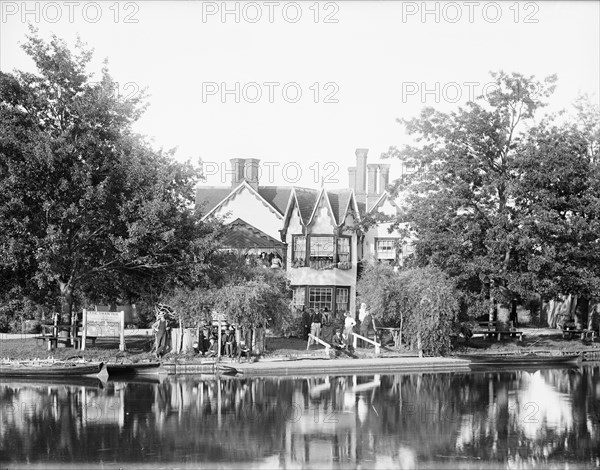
left=1, top=326, right=598, bottom=375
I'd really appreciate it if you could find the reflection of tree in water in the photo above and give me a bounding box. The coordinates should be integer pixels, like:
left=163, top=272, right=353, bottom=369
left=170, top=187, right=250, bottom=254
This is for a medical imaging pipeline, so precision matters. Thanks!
left=0, top=366, right=598, bottom=466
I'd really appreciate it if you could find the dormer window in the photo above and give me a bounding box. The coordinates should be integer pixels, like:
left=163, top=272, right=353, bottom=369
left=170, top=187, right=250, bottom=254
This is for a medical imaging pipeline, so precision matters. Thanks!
left=291, top=234, right=352, bottom=269
left=292, top=235, right=307, bottom=267
left=309, top=236, right=335, bottom=269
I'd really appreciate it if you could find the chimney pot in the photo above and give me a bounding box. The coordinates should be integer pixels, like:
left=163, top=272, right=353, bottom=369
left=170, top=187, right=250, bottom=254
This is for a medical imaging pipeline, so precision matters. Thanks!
left=348, top=167, right=356, bottom=191
left=355, top=148, right=368, bottom=195
left=379, top=164, right=391, bottom=194
left=244, top=158, right=260, bottom=190
left=367, top=164, right=378, bottom=195
left=230, top=158, right=245, bottom=187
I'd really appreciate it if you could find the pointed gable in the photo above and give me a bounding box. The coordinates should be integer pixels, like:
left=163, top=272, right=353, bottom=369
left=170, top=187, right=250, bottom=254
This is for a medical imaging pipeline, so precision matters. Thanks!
left=294, top=187, right=320, bottom=224
left=327, top=189, right=355, bottom=225
left=368, top=191, right=400, bottom=217
left=200, top=181, right=284, bottom=221
left=307, top=188, right=337, bottom=227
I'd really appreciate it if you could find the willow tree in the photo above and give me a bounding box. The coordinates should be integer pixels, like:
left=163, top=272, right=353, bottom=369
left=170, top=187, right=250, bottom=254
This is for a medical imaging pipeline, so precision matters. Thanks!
left=358, top=263, right=459, bottom=356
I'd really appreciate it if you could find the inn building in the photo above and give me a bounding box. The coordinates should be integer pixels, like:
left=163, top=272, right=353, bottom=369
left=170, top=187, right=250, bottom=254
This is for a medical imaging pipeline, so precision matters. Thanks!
left=195, top=149, right=414, bottom=320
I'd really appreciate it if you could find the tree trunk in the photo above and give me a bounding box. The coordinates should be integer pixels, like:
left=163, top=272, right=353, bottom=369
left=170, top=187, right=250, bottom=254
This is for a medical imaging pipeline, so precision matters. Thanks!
left=509, top=298, right=519, bottom=328
left=575, top=297, right=589, bottom=330
left=489, top=280, right=497, bottom=322
left=59, top=280, right=74, bottom=325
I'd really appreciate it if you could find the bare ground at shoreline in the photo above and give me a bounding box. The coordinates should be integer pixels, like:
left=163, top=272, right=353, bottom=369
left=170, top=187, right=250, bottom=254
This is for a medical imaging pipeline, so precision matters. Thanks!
left=1, top=326, right=598, bottom=363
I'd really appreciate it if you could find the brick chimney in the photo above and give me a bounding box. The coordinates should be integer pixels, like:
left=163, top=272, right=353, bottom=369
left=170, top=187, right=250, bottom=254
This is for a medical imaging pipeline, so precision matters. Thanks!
left=355, top=149, right=368, bottom=196
left=379, top=164, right=391, bottom=193
left=348, top=167, right=356, bottom=191
left=367, top=164, right=378, bottom=195
left=244, top=158, right=260, bottom=190
left=230, top=158, right=245, bottom=187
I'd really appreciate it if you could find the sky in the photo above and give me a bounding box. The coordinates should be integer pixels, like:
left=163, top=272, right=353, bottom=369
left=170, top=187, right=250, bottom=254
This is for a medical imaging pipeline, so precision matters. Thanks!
left=1, top=1, right=599, bottom=189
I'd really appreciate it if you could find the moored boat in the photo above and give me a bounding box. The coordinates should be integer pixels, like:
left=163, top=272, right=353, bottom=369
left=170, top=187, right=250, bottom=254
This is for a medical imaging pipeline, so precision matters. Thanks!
left=0, top=359, right=107, bottom=379
left=106, top=361, right=164, bottom=376
left=460, top=353, right=580, bottom=367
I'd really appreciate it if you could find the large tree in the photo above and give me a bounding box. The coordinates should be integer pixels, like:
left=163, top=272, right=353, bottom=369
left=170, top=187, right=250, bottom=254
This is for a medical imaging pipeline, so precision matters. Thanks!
left=512, top=101, right=600, bottom=317
left=386, top=72, right=600, bottom=321
left=0, top=29, right=217, bottom=324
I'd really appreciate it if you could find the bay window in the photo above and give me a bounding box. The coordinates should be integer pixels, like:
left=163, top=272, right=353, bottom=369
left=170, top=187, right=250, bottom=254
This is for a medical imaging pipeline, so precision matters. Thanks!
left=376, top=238, right=397, bottom=261
left=292, top=235, right=307, bottom=267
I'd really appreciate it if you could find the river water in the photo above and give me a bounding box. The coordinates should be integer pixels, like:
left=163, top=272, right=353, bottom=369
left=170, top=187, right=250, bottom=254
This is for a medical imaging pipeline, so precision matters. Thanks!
left=1, top=364, right=599, bottom=469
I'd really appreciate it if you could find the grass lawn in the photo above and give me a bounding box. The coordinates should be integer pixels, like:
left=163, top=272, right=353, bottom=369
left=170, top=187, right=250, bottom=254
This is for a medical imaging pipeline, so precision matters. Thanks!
left=1, top=327, right=597, bottom=361
left=0, top=336, right=156, bottom=362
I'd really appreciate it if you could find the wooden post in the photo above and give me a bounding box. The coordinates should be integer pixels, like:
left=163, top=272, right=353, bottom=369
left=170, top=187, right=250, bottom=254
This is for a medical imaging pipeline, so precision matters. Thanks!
left=217, top=319, right=222, bottom=359
left=119, top=310, right=125, bottom=352
left=81, top=309, right=87, bottom=351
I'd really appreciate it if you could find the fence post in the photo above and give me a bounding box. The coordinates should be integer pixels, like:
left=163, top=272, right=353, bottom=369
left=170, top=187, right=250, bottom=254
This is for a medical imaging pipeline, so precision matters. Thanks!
left=81, top=309, right=87, bottom=351
left=119, top=310, right=125, bottom=351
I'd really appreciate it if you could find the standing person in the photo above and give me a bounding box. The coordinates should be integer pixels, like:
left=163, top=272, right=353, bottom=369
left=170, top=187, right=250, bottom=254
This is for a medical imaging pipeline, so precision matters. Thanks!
left=152, top=312, right=169, bottom=359
left=344, top=312, right=356, bottom=348
left=301, top=307, right=311, bottom=341
left=224, top=326, right=236, bottom=357
left=307, top=308, right=322, bottom=347
left=359, top=306, right=372, bottom=347
left=311, top=308, right=323, bottom=339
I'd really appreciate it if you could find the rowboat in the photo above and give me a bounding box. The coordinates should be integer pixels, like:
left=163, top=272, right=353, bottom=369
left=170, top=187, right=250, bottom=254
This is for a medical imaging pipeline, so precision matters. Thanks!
left=460, top=353, right=581, bottom=367
left=0, top=376, right=107, bottom=389
left=0, top=359, right=107, bottom=380
left=106, top=361, right=164, bottom=376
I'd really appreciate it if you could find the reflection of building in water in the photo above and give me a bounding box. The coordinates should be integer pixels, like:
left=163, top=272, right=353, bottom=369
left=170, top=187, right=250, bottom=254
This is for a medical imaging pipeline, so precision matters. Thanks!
left=282, top=375, right=381, bottom=465
left=2, top=367, right=598, bottom=466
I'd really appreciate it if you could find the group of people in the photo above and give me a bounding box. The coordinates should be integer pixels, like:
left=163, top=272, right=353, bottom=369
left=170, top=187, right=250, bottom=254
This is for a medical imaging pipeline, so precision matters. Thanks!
left=302, top=307, right=332, bottom=344
left=151, top=305, right=253, bottom=361
left=197, top=325, right=252, bottom=362
left=245, top=251, right=283, bottom=269
left=301, top=303, right=375, bottom=357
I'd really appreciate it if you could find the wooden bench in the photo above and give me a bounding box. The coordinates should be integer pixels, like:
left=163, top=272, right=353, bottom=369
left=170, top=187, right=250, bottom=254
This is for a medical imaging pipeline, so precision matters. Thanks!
left=74, top=331, right=98, bottom=348
left=562, top=328, right=597, bottom=341
left=472, top=330, right=524, bottom=342
left=36, top=324, right=97, bottom=350
left=478, top=321, right=498, bottom=330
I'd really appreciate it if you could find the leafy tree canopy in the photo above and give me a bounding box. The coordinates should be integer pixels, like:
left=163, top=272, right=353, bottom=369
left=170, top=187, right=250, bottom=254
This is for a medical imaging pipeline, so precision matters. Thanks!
left=385, top=71, right=599, bottom=319
left=0, top=28, right=220, bottom=323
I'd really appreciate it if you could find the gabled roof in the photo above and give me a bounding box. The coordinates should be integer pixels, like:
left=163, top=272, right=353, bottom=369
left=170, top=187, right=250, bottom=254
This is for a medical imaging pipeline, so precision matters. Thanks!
left=197, top=181, right=286, bottom=221
left=196, top=187, right=233, bottom=215
left=257, top=186, right=293, bottom=215
left=307, top=188, right=337, bottom=226
left=293, top=187, right=320, bottom=224
left=327, top=189, right=356, bottom=224
left=219, top=218, right=284, bottom=249
left=367, top=191, right=401, bottom=215
left=282, top=187, right=360, bottom=232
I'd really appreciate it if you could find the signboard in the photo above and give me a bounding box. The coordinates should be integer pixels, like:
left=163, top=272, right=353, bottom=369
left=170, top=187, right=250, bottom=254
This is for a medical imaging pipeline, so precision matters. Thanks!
left=82, top=309, right=125, bottom=351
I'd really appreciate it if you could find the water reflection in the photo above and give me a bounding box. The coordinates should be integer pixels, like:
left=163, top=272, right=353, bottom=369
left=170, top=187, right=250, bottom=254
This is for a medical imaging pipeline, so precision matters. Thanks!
left=1, top=365, right=599, bottom=468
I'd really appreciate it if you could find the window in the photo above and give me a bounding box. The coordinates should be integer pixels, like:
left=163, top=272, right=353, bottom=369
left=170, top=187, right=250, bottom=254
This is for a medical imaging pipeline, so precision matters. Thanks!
left=376, top=239, right=397, bottom=260
left=292, top=236, right=307, bottom=267
left=309, top=236, right=335, bottom=269
left=308, top=287, right=333, bottom=311
left=336, top=287, right=349, bottom=314
left=293, top=287, right=306, bottom=308
left=336, top=237, right=350, bottom=267
left=399, top=242, right=415, bottom=265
